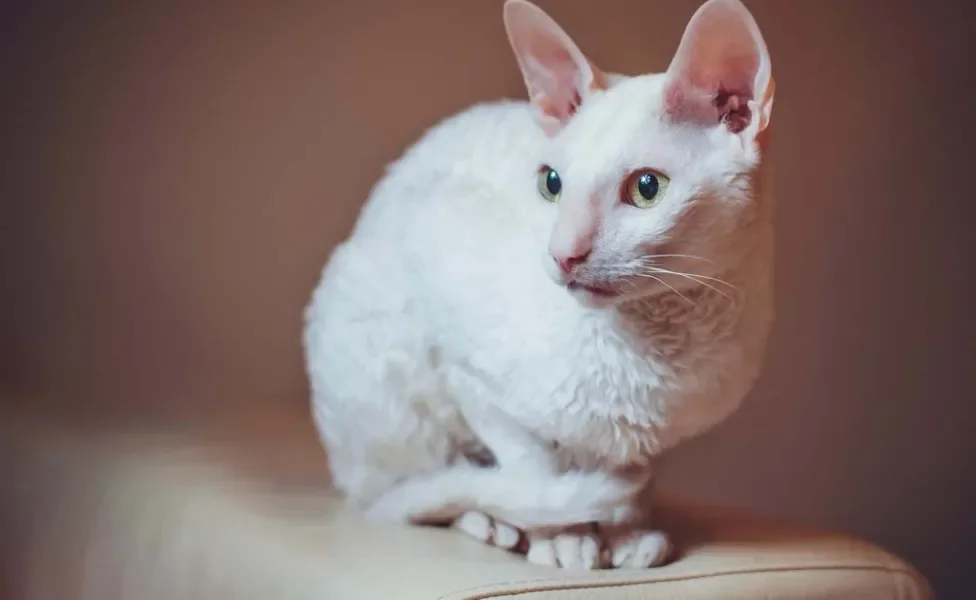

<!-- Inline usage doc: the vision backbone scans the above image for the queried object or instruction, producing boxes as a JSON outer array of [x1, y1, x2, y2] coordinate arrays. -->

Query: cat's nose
[[552, 250, 591, 275], [549, 230, 595, 275]]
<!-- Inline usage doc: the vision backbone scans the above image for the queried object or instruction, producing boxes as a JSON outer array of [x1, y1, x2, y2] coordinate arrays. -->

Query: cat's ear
[[663, 0, 774, 137], [504, 0, 610, 135]]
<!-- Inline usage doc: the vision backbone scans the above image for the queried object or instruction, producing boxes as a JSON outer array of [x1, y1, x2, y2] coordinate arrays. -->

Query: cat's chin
[[566, 282, 625, 309]]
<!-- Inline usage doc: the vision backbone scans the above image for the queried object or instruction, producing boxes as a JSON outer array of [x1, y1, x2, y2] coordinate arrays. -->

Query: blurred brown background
[[2, 0, 974, 596]]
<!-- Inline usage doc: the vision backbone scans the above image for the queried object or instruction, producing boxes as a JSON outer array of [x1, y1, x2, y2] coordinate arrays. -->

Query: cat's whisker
[[641, 267, 738, 291], [639, 273, 693, 305], [640, 253, 717, 265], [638, 268, 735, 301]]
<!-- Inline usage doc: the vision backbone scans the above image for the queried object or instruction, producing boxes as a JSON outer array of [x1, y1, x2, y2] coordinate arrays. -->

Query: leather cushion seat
[[2, 404, 933, 600]]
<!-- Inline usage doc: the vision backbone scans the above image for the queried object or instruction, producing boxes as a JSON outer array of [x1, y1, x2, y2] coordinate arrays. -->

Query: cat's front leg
[[520, 463, 671, 570], [445, 459, 668, 569]]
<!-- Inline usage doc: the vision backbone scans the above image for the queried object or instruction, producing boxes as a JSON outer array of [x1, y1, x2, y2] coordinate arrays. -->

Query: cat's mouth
[[566, 281, 619, 299], [567, 282, 616, 297]]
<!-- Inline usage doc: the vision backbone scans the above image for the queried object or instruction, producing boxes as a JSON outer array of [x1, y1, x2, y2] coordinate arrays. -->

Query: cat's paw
[[602, 526, 672, 569], [524, 525, 672, 570], [456, 511, 523, 551], [525, 525, 605, 570]]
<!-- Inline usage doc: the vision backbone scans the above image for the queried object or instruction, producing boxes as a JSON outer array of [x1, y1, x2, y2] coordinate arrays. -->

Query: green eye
[[537, 165, 562, 202], [624, 169, 670, 209]]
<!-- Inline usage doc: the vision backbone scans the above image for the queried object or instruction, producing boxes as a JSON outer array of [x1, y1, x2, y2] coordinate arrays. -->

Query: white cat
[[303, 0, 775, 570]]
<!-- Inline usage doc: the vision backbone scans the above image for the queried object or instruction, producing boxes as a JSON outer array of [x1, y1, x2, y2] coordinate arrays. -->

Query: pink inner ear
[[714, 88, 749, 133], [665, 51, 759, 133], [523, 43, 585, 121], [504, 0, 609, 133], [663, 0, 769, 133]]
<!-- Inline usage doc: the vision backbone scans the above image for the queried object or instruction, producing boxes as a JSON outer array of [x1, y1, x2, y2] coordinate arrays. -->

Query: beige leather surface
[[2, 404, 933, 600]]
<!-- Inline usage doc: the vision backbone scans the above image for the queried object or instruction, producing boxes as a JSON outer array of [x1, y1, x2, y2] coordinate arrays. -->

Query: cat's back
[[398, 100, 542, 178], [352, 99, 545, 240], [311, 98, 553, 343]]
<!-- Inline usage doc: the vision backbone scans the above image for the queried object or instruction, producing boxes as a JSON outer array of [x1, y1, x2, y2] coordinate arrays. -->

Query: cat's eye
[[537, 165, 562, 202], [623, 169, 670, 209]]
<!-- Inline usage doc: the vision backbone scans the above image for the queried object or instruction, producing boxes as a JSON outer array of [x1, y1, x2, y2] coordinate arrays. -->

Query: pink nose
[[553, 250, 591, 275]]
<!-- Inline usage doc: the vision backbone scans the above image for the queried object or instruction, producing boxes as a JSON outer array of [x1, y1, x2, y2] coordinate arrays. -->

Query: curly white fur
[[303, 0, 776, 569]]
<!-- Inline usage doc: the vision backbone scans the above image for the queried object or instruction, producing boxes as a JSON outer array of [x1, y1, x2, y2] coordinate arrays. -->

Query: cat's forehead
[[573, 75, 669, 140], [547, 74, 711, 178]]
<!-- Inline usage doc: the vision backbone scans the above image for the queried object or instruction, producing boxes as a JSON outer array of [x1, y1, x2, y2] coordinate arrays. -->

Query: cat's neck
[[607, 243, 771, 350], [615, 273, 744, 326]]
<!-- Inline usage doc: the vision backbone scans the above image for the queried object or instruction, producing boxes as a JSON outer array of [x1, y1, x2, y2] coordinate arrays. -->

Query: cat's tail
[[362, 465, 642, 530]]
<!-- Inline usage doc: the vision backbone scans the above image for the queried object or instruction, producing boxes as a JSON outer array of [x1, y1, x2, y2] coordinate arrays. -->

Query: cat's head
[[504, 0, 775, 308]]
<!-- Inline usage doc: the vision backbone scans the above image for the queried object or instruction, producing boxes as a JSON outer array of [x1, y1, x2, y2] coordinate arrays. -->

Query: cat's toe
[[554, 532, 603, 570], [527, 529, 604, 570], [609, 529, 671, 569], [457, 511, 492, 542], [456, 511, 522, 550], [526, 538, 558, 566], [493, 521, 521, 550]]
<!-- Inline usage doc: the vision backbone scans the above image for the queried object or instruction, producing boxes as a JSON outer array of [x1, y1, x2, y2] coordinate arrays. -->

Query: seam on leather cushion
[[435, 565, 931, 600]]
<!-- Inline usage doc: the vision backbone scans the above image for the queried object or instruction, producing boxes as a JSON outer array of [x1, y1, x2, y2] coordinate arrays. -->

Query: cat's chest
[[454, 289, 750, 467]]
